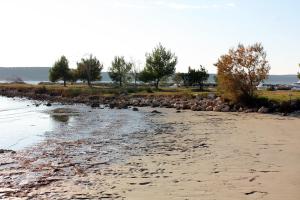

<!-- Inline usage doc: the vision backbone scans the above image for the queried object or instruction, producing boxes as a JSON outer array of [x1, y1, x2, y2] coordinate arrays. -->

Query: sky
[[0, 0, 299, 74]]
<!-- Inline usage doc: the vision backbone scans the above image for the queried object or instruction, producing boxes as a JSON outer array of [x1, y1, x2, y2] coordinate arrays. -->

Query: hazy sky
[[0, 0, 299, 74]]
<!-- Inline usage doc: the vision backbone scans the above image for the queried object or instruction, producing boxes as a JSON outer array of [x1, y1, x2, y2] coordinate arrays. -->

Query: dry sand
[[14, 109, 300, 199]]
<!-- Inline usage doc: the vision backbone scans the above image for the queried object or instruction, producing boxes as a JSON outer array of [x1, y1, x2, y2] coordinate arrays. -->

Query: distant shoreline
[[0, 67, 299, 85]]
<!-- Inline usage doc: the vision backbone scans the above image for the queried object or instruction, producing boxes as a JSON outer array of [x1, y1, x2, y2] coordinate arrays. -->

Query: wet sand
[[1, 108, 300, 199]]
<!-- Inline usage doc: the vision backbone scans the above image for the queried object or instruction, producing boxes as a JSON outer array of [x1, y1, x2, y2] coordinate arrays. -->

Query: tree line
[[49, 43, 210, 90], [50, 42, 273, 103]]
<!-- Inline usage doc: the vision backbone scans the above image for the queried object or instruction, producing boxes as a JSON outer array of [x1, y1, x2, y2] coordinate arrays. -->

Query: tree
[[69, 69, 79, 84], [172, 73, 183, 86], [187, 66, 209, 90], [49, 56, 70, 87], [215, 43, 270, 102], [109, 56, 132, 87], [140, 43, 177, 89], [130, 61, 141, 86], [77, 55, 103, 87]]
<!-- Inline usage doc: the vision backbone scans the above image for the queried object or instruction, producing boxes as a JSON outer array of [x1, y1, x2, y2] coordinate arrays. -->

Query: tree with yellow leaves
[[215, 43, 270, 102]]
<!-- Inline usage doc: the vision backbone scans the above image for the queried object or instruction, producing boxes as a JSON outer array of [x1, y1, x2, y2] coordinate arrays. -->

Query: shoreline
[[1, 84, 300, 115], [1, 108, 299, 199]]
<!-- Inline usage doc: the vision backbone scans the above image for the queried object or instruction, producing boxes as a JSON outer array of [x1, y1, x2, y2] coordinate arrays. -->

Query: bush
[[62, 88, 82, 97], [215, 43, 270, 103], [35, 86, 48, 94]]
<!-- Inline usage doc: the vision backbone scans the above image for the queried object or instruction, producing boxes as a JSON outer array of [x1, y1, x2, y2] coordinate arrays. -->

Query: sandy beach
[[8, 108, 295, 200]]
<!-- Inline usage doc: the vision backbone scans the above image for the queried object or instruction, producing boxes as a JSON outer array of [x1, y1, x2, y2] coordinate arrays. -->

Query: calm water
[[0, 96, 149, 151]]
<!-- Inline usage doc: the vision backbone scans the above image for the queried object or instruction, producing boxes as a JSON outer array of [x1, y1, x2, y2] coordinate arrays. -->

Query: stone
[[151, 110, 161, 114], [91, 102, 100, 108], [206, 106, 213, 111], [245, 109, 254, 113], [221, 105, 230, 112], [191, 105, 199, 111], [132, 107, 139, 111], [46, 102, 52, 107], [258, 106, 269, 113], [213, 105, 223, 112]]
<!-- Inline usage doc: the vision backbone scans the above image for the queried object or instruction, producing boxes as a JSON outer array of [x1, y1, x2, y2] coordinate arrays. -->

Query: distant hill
[[0, 67, 298, 85], [0, 67, 50, 81], [0, 67, 111, 82]]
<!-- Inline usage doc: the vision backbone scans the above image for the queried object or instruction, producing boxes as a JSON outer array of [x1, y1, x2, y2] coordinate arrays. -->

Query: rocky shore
[[1, 86, 300, 114]]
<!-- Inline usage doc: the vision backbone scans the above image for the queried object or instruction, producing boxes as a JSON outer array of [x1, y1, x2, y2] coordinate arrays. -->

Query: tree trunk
[[87, 78, 91, 87], [155, 79, 159, 89], [63, 79, 66, 87], [199, 81, 203, 91]]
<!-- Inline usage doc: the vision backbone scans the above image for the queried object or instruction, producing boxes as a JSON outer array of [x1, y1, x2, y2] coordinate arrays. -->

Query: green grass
[[257, 90, 300, 102], [0, 83, 217, 98]]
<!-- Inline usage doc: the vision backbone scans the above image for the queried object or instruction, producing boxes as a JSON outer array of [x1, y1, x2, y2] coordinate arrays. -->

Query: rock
[[258, 106, 269, 113], [245, 108, 254, 113], [151, 100, 160, 108], [46, 102, 52, 107], [213, 105, 223, 112], [91, 102, 100, 108], [176, 110, 181, 113], [151, 110, 161, 114], [181, 102, 190, 110], [191, 105, 199, 111], [132, 107, 139, 111], [221, 105, 230, 112], [118, 103, 128, 109], [0, 149, 16, 154], [89, 96, 99, 100], [207, 93, 216, 99], [206, 106, 213, 111]]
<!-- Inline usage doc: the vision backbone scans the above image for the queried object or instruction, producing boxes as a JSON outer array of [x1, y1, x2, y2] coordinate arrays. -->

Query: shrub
[[215, 43, 270, 103]]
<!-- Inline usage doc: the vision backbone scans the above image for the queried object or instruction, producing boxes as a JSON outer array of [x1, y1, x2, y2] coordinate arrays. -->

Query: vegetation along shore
[[1, 43, 300, 114]]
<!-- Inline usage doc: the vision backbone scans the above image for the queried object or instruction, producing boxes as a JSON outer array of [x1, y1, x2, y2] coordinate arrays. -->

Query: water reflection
[[51, 114, 70, 123], [0, 96, 149, 151], [50, 108, 79, 123]]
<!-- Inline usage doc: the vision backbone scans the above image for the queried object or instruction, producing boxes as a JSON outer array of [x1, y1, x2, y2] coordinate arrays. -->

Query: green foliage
[[77, 55, 103, 87], [140, 43, 177, 89], [187, 65, 209, 90], [69, 69, 79, 84], [109, 56, 132, 87], [49, 56, 70, 86]]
